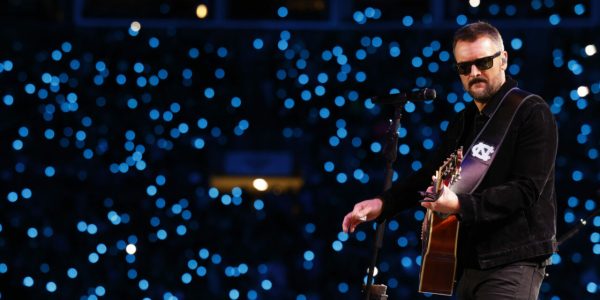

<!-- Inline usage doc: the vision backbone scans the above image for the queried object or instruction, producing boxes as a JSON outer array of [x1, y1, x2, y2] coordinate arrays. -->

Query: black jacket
[[379, 78, 558, 269]]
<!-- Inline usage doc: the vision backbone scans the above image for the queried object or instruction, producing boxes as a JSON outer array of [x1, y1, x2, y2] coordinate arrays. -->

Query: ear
[[500, 51, 508, 70]]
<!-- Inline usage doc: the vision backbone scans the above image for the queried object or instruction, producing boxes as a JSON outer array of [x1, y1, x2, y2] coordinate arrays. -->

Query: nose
[[469, 64, 481, 77]]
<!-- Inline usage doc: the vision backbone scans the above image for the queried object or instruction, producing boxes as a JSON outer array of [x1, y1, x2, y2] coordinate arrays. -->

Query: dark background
[[0, 0, 599, 299]]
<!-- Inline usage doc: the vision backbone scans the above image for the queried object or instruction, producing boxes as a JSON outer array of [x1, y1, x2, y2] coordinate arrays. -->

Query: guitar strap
[[450, 88, 534, 194]]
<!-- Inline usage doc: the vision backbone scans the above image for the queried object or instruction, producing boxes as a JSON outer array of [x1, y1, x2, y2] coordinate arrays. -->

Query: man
[[342, 21, 558, 299]]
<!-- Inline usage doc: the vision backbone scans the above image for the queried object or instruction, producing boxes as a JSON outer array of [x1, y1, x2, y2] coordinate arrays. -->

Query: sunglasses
[[455, 51, 502, 75]]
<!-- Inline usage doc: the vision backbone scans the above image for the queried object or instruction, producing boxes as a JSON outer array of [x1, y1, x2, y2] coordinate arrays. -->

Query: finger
[[344, 211, 364, 233], [440, 185, 450, 198], [344, 219, 357, 233], [342, 212, 353, 233], [348, 219, 359, 233]]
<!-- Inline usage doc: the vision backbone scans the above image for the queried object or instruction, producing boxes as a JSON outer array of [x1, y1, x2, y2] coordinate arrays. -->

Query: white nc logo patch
[[472, 142, 495, 161]]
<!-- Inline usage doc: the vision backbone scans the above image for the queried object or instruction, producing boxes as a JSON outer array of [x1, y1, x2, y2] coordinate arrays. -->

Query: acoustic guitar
[[418, 147, 463, 296]]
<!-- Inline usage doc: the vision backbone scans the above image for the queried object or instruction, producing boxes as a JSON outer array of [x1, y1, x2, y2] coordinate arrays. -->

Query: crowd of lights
[[1, 1, 599, 299]]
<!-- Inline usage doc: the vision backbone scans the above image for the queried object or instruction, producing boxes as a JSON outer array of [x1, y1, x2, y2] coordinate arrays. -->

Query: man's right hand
[[341, 198, 383, 233]]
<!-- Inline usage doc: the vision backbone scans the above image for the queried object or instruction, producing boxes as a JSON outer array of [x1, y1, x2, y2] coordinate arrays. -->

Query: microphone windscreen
[[420, 88, 436, 100]]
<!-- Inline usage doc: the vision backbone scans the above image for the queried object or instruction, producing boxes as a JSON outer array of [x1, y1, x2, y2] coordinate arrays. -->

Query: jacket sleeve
[[377, 112, 465, 221], [457, 99, 558, 224]]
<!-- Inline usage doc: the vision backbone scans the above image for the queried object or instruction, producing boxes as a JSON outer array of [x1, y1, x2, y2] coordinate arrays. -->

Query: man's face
[[454, 36, 507, 103]]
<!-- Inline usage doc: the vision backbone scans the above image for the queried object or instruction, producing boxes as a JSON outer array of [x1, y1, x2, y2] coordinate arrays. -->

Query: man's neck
[[475, 100, 487, 112]]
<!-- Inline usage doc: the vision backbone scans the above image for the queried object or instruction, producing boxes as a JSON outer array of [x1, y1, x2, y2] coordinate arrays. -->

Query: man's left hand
[[421, 185, 461, 214]]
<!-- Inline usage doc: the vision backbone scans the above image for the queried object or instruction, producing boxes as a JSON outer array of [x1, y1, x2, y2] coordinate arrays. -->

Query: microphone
[[371, 88, 436, 105]]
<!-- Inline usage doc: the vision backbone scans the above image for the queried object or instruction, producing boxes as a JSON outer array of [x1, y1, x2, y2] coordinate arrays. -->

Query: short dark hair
[[452, 21, 504, 53]]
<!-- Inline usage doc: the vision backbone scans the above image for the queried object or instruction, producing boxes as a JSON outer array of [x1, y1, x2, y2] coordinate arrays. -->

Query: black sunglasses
[[455, 51, 502, 75]]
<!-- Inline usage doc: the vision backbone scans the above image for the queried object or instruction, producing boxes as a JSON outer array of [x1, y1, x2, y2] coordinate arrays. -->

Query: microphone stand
[[556, 206, 600, 247], [363, 101, 405, 300]]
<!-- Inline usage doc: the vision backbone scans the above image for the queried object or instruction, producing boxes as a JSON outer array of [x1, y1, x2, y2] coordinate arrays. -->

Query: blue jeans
[[456, 261, 547, 300]]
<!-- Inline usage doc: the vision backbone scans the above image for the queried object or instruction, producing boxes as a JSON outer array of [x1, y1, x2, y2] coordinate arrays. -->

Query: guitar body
[[418, 148, 463, 296], [419, 210, 459, 295]]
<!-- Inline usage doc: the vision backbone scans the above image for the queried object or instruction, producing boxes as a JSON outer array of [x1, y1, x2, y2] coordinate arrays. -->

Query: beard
[[466, 77, 501, 103]]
